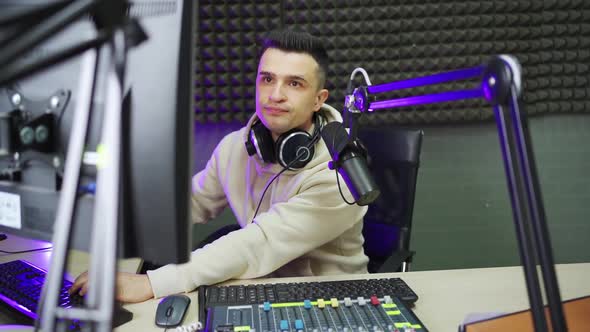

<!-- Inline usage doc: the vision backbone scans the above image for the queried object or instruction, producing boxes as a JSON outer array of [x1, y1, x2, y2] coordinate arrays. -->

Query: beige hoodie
[[147, 104, 369, 298]]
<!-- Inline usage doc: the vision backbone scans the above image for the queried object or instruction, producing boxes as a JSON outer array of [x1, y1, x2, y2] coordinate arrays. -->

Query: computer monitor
[[0, 0, 194, 264]]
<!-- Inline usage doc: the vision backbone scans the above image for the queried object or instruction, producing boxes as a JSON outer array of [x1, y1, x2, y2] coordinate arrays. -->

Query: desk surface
[[1, 236, 589, 332], [123, 262, 590, 332]]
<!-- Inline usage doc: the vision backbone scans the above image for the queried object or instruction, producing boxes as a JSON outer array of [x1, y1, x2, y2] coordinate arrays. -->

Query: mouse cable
[[174, 321, 202, 332]]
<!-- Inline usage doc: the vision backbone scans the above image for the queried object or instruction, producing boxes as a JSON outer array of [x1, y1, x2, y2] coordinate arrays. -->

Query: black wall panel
[[194, 1, 590, 124]]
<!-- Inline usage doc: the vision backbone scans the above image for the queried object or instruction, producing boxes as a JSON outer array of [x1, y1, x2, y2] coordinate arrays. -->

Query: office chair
[[140, 223, 241, 273], [194, 223, 241, 250], [357, 127, 423, 273]]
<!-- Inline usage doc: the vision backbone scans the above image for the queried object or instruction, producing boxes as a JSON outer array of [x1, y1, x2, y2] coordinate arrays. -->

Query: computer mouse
[[155, 294, 191, 327]]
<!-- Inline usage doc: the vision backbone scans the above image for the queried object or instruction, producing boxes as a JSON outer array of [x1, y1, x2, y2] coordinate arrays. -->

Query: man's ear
[[314, 89, 329, 111]]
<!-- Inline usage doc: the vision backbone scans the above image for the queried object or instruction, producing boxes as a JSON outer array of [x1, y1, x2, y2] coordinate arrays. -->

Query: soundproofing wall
[[195, 1, 590, 124]]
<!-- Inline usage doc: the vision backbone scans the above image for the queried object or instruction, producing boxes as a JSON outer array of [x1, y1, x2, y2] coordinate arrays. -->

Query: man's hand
[[69, 271, 155, 303]]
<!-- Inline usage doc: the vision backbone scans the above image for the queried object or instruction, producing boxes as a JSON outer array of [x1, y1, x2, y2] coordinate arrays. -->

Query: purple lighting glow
[[367, 66, 484, 94], [369, 89, 484, 109]]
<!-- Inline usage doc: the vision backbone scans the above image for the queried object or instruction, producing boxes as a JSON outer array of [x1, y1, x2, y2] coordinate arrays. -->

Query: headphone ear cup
[[246, 121, 276, 163], [275, 129, 315, 169]]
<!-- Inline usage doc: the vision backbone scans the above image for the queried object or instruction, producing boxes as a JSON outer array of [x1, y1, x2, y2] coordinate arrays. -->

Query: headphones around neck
[[245, 112, 324, 170]]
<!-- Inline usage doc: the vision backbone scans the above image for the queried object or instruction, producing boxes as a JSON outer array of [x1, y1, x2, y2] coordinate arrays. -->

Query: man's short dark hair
[[258, 29, 329, 89]]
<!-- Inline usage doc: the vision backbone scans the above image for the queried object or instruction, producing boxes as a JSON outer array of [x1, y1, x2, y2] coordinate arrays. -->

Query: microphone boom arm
[[345, 55, 565, 332]]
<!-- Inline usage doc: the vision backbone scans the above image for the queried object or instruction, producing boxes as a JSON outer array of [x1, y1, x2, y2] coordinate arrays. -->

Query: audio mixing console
[[205, 295, 426, 332]]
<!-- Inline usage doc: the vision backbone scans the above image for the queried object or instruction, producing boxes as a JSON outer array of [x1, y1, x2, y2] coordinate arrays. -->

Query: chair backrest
[[357, 127, 423, 273]]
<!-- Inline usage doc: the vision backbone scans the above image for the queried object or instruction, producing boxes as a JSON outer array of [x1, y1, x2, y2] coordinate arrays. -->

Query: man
[[70, 29, 369, 303]]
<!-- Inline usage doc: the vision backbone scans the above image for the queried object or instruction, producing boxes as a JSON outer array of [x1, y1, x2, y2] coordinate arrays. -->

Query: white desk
[[119, 263, 590, 332], [1, 237, 589, 331]]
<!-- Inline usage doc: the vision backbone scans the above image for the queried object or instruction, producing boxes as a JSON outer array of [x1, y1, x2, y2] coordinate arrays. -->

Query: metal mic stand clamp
[[344, 55, 566, 332]]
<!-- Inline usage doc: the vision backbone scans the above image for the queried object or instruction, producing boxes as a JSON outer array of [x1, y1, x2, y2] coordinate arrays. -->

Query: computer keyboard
[[204, 277, 419, 308], [0, 259, 132, 328]]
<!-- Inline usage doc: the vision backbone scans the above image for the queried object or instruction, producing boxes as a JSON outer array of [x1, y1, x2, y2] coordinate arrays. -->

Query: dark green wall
[[410, 114, 590, 271], [192, 114, 590, 271]]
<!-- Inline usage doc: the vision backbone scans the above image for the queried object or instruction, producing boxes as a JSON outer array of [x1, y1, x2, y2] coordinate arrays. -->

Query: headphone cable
[[250, 115, 325, 222], [251, 142, 311, 221]]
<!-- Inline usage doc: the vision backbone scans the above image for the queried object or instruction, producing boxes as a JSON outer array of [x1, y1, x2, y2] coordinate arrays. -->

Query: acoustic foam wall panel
[[194, 1, 590, 124], [196, 2, 281, 123]]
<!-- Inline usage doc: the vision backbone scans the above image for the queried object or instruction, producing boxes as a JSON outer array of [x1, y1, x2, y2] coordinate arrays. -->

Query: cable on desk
[[175, 321, 202, 332], [0, 246, 53, 254]]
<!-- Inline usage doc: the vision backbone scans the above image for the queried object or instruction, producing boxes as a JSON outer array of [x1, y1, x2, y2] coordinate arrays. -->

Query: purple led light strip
[[367, 66, 484, 94], [369, 88, 483, 109]]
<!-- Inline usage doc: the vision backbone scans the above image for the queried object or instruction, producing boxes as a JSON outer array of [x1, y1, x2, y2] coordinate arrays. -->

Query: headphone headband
[[308, 111, 324, 146]]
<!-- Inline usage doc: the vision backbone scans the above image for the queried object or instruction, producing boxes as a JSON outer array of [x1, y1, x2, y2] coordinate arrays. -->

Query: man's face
[[255, 48, 328, 140]]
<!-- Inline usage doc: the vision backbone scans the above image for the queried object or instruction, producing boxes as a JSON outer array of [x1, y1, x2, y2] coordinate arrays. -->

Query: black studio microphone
[[321, 121, 380, 206]]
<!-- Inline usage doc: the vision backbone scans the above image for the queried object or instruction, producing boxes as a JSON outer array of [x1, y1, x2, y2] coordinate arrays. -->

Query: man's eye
[[290, 81, 300, 87], [262, 76, 272, 83]]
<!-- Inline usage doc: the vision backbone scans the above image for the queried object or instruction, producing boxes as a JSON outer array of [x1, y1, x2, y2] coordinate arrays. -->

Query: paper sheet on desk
[[458, 312, 507, 332]]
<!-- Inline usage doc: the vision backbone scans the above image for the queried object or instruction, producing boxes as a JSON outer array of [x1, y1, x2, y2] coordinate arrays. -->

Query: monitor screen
[[0, 0, 194, 264]]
